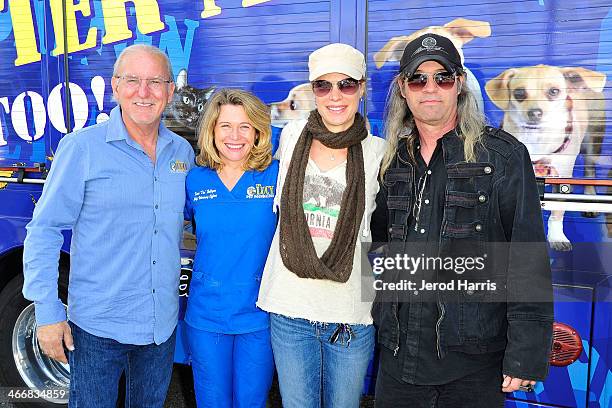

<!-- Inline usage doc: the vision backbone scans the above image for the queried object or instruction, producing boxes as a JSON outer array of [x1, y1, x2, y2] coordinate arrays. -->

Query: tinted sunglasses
[[405, 72, 457, 91], [311, 78, 361, 97]]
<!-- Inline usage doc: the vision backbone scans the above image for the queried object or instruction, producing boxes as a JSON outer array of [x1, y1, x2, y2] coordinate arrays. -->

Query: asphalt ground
[[0, 364, 375, 407], [165, 364, 376, 408]]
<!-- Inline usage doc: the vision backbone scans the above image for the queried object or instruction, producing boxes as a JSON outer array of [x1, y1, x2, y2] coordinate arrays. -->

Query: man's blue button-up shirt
[[23, 106, 195, 345]]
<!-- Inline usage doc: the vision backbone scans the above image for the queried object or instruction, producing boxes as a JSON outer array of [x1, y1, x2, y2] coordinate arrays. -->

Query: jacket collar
[[397, 128, 412, 165], [439, 128, 466, 164], [396, 127, 465, 166]]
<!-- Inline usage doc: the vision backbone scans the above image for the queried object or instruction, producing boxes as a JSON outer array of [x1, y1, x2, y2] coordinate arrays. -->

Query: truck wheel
[[0, 272, 70, 407]]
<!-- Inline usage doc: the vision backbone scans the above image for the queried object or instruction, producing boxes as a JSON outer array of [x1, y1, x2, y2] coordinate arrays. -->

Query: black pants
[[374, 361, 506, 408]]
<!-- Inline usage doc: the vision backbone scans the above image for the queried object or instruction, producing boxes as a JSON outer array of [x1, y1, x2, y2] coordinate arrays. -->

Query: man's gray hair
[[379, 73, 487, 177], [113, 44, 174, 80]]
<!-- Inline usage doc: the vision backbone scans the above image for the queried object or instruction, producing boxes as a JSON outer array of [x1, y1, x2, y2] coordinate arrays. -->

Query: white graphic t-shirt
[[303, 158, 346, 251]]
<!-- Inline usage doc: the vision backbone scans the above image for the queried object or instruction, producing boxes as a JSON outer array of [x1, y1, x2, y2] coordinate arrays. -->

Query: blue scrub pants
[[186, 324, 274, 408]]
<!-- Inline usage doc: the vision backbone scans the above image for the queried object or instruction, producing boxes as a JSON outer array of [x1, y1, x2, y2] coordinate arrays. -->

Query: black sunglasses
[[405, 72, 457, 91], [311, 78, 361, 97]]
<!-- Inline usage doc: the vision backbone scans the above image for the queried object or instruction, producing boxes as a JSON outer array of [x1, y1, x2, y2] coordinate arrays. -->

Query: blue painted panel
[[366, 0, 612, 184], [589, 278, 612, 407], [523, 287, 593, 407], [366, 1, 611, 407], [506, 399, 561, 407], [0, 0, 55, 166]]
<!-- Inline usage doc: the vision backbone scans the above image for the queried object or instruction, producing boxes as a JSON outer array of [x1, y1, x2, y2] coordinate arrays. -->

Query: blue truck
[[0, 1, 610, 407]]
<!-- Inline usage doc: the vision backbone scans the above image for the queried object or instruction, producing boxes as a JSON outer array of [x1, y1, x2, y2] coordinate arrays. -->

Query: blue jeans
[[270, 313, 375, 408], [186, 324, 274, 408], [68, 322, 176, 408]]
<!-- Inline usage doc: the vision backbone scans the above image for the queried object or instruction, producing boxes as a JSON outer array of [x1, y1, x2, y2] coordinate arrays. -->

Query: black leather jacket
[[371, 127, 554, 381]]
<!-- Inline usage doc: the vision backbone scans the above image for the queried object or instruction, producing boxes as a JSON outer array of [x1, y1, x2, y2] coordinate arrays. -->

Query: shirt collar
[[105, 106, 129, 142], [105, 105, 173, 152], [414, 137, 443, 165], [438, 128, 463, 157]]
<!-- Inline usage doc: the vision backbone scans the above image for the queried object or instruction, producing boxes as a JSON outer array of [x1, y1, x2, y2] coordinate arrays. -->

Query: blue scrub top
[[184, 160, 279, 334]]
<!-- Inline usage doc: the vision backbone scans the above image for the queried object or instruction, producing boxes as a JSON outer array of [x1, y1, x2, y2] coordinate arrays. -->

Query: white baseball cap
[[308, 43, 366, 81]]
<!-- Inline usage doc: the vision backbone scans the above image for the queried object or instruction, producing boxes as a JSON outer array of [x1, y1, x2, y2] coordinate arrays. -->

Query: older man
[[371, 34, 553, 407], [23, 45, 194, 407]]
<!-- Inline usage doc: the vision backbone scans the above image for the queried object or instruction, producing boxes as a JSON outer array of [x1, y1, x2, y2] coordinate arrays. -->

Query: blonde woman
[[257, 44, 386, 407], [184, 89, 277, 407]]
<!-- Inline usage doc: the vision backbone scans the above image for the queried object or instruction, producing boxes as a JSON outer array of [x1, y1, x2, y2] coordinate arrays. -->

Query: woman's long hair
[[379, 73, 487, 177]]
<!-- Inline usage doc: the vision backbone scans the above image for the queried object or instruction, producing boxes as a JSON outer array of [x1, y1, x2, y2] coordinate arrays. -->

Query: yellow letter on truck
[[3, 0, 41, 66], [50, 0, 98, 56], [101, 0, 165, 44]]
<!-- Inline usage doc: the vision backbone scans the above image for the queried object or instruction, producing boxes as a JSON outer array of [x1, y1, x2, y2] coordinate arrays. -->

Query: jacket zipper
[[435, 302, 445, 359], [393, 295, 401, 357]]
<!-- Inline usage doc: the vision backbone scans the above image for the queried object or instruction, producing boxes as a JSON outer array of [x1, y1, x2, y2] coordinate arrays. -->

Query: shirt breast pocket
[[443, 162, 494, 237], [87, 175, 142, 210], [161, 174, 187, 212], [446, 162, 494, 193]]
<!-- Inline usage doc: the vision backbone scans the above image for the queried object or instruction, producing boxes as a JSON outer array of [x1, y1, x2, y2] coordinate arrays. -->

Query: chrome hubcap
[[12, 303, 69, 404]]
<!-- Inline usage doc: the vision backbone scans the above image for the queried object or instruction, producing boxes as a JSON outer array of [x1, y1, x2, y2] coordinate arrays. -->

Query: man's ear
[[111, 76, 119, 98], [457, 77, 463, 94]]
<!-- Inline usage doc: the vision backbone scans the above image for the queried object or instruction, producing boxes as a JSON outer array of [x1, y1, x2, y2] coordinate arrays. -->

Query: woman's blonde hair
[[379, 73, 486, 177], [196, 89, 272, 171]]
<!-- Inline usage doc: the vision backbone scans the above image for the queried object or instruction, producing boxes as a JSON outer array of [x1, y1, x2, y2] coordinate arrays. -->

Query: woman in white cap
[[257, 43, 386, 407]]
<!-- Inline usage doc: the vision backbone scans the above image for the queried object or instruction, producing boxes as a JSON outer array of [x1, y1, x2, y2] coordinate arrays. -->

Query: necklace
[[413, 170, 429, 232]]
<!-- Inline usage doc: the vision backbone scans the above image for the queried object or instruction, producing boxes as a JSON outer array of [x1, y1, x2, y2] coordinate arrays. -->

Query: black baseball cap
[[399, 34, 464, 77]]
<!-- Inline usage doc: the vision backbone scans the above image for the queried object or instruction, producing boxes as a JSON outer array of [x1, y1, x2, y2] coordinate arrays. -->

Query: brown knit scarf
[[279, 110, 367, 283]]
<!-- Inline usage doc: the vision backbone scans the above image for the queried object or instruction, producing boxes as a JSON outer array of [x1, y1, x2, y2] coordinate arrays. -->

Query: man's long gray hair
[[379, 73, 487, 177]]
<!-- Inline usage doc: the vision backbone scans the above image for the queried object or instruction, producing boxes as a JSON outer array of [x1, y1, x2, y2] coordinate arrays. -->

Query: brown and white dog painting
[[270, 83, 316, 128], [485, 64, 607, 250], [373, 18, 492, 111]]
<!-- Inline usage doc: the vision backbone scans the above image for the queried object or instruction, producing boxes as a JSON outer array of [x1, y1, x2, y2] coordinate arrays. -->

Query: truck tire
[[0, 272, 69, 407]]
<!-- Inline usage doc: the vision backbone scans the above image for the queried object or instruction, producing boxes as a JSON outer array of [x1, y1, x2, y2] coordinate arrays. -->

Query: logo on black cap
[[411, 36, 446, 58], [422, 37, 437, 48]]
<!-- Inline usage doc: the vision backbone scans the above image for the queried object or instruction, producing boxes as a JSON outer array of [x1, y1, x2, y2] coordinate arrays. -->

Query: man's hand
[[36, 321, 74, 364], [502, 374, 536, 393]]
